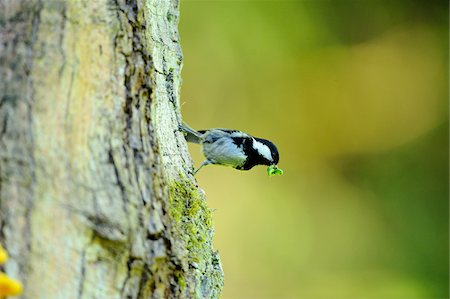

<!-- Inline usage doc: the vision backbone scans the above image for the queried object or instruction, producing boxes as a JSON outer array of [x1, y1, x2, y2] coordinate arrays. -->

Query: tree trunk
[[0, 1, 223, 298]]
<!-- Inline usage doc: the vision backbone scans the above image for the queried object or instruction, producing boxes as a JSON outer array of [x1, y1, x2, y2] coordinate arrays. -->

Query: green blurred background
[[178, 1, 449, 298]]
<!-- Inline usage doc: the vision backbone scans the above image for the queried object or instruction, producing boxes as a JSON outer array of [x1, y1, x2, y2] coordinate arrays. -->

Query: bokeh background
[[178, 1, 449, 298]]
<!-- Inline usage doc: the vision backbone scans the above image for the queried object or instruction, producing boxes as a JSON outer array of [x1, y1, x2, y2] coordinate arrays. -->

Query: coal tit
[[180, 123, 281, 175]]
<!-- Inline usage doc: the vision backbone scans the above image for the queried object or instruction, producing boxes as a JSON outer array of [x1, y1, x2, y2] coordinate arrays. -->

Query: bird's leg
[[194, 160, 212, 175]]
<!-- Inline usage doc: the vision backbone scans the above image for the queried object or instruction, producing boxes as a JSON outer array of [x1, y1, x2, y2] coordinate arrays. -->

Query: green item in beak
[[267, 165, 283, 176]]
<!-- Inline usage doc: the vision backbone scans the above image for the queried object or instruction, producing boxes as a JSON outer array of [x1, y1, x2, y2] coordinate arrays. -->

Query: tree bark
[[0, 1, 223, 298]]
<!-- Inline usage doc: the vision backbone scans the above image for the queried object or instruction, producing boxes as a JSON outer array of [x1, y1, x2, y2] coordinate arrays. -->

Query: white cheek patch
[[252, 139, 272, 162]]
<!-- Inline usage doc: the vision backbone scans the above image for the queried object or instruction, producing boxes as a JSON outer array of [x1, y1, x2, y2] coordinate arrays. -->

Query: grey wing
[[202, 131, 247, 168]]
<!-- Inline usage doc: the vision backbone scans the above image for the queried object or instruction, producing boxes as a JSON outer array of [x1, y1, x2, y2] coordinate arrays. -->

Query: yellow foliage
[[0, 245, 23, 298], [0, 274, 22, 297], [0, 247, 7, 264]]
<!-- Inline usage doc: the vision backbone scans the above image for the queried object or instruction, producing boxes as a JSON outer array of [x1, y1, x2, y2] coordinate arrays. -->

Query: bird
[[180, 123, 282, 175]]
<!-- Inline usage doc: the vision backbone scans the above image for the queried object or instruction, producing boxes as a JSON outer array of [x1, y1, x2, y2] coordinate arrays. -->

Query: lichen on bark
[[0, 0, 224, 298]]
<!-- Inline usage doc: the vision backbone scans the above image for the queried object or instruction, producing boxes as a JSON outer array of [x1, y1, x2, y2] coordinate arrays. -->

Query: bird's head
[[252, 138, 283, 176]]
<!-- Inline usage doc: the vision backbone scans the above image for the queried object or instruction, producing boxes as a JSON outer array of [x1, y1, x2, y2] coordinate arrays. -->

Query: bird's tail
[[179, 122, 202, 144]]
